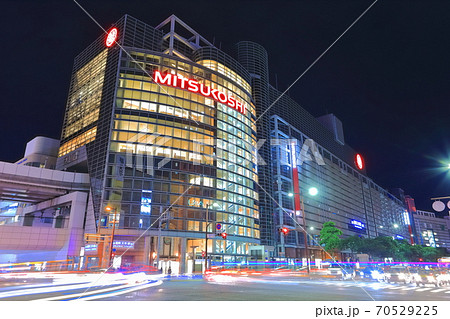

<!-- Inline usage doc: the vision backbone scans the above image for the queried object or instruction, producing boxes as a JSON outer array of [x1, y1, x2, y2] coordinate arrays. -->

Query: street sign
[[216, 223, 222, 230]]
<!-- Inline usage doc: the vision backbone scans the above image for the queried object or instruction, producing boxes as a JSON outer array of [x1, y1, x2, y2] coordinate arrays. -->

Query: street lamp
[[394, 224, 399, 229], [308, 187, 318, 196]]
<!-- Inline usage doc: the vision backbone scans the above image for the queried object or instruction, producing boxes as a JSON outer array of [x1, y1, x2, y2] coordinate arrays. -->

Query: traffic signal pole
[[290, 141, 310, 274], [107, 207, 118, 268]]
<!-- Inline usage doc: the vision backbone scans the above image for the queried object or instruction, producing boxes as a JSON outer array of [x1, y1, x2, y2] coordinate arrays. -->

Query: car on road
[[358, 266, 384, 281], [413, 268, 450, 287], [383, 266, 412, 284], [326, 263, 355, 280], [435, 269, 450, 286]]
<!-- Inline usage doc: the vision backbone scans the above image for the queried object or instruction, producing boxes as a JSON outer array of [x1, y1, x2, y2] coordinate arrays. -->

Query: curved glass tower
[[58, 15, 259, 273]]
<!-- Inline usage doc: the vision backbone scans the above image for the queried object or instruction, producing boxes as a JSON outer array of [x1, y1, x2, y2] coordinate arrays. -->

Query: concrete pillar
[[143, 235, 151, 265], [67, 192, 88, 256], [179, 237, 187, 274]]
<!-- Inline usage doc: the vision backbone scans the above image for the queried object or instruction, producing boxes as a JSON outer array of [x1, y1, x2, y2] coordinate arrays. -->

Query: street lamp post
[[301, 195, 310, 274], [303, 188, 318, 273], [290, 190, 313, 273]]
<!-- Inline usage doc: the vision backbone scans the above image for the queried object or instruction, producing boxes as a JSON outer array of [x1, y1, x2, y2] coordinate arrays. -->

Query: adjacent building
[[236, 41, 410, 261], [0, 137, 91, 264], [412, 210, 450, 251], [15, 136, 60, 169]]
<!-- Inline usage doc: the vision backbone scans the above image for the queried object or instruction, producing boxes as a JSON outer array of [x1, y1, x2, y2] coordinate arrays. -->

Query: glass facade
[[102, 49, 259, 264], [59, 50, 107, 156], [271, 115, 409, 259], [58, 15, 261, 270]]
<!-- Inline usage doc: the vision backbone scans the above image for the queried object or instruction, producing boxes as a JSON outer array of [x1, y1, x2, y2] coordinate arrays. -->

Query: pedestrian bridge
[[0, 161, 90, 203]]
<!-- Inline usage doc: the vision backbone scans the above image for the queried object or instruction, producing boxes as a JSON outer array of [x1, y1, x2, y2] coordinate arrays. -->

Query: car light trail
[[34, 280, 163, 301], [0, 272, 163, 300]]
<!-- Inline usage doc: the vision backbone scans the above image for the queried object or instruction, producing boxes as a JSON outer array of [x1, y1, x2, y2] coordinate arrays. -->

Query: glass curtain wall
[[105, 50, 260, 261]]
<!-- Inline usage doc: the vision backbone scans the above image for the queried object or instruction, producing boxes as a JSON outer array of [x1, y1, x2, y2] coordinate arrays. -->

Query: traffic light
[[279, 227, 289, 235], [216, 232, 228, 240]]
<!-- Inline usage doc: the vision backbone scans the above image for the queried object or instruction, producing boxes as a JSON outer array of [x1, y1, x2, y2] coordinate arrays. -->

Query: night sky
[[1, 1, 449, 211]]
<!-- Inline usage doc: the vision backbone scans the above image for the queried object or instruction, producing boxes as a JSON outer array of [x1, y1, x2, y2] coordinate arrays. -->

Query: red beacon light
[[355, 154, 364, 170], [279, 227, 290, 235], [220, 232, 228, 240], [105, 27, 118, 47]]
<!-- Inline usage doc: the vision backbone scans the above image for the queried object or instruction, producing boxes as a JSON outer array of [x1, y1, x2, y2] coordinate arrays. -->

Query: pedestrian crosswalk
[[304, 279, 450, 294], [430, 289, 446, 293], [222, 276, 450, 296], [415, 287, 432, 292]]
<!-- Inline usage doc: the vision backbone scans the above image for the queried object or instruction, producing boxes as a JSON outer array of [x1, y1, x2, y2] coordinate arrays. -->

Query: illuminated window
[[59, 126, 97, 156]]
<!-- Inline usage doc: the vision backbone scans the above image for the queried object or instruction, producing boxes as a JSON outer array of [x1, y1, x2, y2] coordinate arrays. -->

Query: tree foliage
[[338, 234, 447, 262], [319, 221, 343, 253]]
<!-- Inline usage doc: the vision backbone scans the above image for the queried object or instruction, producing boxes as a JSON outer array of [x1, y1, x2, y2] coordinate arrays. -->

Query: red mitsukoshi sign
[[153, 70, 246, 114], [355, 153, 364, 170], [105, 28, 118, 47]]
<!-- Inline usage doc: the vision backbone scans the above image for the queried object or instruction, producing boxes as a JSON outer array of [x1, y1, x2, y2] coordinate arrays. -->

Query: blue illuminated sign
[[113, 241, 135, 249], [350, 219, 366, 229], [140, 190, 152, 215], [85, 244, 98, 252]]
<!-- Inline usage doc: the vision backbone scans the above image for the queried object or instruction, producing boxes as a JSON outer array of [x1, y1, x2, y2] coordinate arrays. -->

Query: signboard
[[355, 154, 364, 170], [113, 241, 135, 249], [105, 28, 118, 47], [348, 219, 367, 234], [63, 150, 79, 165], [140, 190, 152, 215], [85, 244, 98, 252], [115, 155, 126, 181], [188, 197, 210, 208], [154, 70, 246, 114], [350, 219, 365, 229]]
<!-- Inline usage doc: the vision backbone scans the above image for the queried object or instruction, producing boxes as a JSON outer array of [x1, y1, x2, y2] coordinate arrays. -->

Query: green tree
[[422, 246, 440, 262], [395, 240, 412, 261], [339, 235, 448, 262], [339, 235, 365, 253], [364, 236, 398, 259], [319, 221, 343, 255]]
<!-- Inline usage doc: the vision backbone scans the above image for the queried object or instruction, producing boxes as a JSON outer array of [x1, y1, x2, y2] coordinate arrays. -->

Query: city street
[[1, 273, 450, 301], [2, 4, 450, 317]]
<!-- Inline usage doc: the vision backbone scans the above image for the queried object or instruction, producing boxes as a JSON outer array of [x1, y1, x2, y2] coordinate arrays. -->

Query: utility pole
[[300, 195, 310, 274], [105, 206, 118, 268]]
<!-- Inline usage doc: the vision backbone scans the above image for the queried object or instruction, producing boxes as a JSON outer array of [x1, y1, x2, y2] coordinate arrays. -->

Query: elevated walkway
[[0, 161, 89, 203]]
